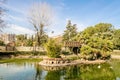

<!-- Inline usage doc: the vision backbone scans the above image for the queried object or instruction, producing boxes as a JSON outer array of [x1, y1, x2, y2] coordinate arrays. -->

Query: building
[[0, 34, 16, 44]]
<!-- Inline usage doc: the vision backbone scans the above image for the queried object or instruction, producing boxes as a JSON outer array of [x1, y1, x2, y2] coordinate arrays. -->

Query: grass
[[0, 58, 42, 63]]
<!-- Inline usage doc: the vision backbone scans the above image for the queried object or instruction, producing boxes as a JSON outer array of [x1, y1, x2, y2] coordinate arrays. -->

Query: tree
[[44, 39, 61, 58], [95, 23, 113, 33], [78, 23, 114, 60], [28, 2, 53, 46], [26, 39, 33, 46], [0, 40, 4, 45], [16, 34, 26, 46], [16, 34, 26, 42], [113, 29, 120, 49], [0, 0, 6, 32], [63, 20, 77, 41]]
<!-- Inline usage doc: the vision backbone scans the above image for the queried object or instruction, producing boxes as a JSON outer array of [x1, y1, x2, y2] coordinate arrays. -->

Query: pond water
[[0, 59, 120, 80]]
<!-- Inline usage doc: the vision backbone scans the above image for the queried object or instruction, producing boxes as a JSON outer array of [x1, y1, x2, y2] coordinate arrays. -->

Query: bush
[[61, 51, 70, 55], [80, 45, 93, 60], [0, 40, 5, 46], [44, 39, 61, 58], [68, 56, 79, 61], [80, 45, 102, 60], [80, 45, 92, 55]]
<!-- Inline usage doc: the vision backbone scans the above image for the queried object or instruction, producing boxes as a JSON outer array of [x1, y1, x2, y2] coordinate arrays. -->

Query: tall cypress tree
[[63, 20, 77, 41]]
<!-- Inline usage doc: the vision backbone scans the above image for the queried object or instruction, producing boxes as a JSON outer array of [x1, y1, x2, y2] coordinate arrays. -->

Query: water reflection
[[45, 70, 61, 80], [35, 64, 42, 80], [39, 64, 115, 80], [64, 64, 115, 80], [0, 60, 120, 80]]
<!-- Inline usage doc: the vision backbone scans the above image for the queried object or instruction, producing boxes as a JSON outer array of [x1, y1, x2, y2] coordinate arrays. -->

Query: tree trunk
[[37, 24, 44, 46], [37, 32, 40, 46]]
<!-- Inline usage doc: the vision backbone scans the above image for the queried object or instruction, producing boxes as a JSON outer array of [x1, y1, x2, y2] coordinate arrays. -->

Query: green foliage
[[35, 32, 49, 46], [45, 71, 61, 80], [65, 66, 80, 79], [68, 56, 79, 61], [88, 37, 113, 52], [77, 23, 114, 60], [95, 23, 113, 33], [64, 64, 115, 80], [113, 29, 120, 49], [16, 34, 28, 46], [40, 33, 48, 45], [61, 51, 70, 55], [110, 59, 120, 77], [44, 39, 61, 58], [15, 34, 47, 47], [0, 40, 5, 46], [63, 20, 77, 41], [26, 39, 33, 46], [83, 26, 96, 36], [16, 34, 26, 41], [81, 45, 93, 55], [80, 45, 97, 60]]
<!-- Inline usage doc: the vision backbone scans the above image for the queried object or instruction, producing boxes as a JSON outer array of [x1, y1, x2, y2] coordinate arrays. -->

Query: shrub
[[80, 45, 92, 55], [61, 51, 70, 55], [80, 45, 102, 60], [0, 40, 5, 46], [80, 45, 93, 60], [68, 56, 79, 61], [44, 39, 61, 58]]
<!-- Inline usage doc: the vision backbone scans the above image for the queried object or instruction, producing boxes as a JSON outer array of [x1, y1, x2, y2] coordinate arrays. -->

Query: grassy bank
[[0, 58, 42, 63], [0, 51, 46, 60]]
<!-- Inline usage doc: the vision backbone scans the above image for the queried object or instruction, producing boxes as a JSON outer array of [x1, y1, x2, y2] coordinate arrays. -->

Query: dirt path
[[111, 55, 120, 59]]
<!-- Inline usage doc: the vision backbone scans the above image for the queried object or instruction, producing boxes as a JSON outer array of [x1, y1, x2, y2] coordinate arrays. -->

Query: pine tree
[[63, 20, 77, 41]]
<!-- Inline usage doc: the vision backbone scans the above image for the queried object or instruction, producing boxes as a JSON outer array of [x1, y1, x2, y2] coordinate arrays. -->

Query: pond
[[0, 59, 120, 80]]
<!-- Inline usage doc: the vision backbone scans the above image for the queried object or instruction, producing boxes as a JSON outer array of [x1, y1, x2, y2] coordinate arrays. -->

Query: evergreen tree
[[78, 23, 114, 60], [63, 20, 77, 41]]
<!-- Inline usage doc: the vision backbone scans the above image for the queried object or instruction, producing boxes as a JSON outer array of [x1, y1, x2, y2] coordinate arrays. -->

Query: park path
[[111, 55, 120, 59]]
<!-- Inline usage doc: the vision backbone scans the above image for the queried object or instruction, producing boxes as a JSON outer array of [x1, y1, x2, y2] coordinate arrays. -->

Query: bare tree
[[0, 0, 6, 32], [28, 2, 54, 46]]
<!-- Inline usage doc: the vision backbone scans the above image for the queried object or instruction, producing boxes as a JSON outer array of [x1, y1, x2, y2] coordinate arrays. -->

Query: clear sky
[[1, 0, 120, 36]]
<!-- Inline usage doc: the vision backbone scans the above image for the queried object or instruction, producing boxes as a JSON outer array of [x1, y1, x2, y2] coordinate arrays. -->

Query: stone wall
[[43, 58, 70, 64]]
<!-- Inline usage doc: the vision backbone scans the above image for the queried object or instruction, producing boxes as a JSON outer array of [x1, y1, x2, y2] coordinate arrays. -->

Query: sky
[[1, 0, 120, 36]]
